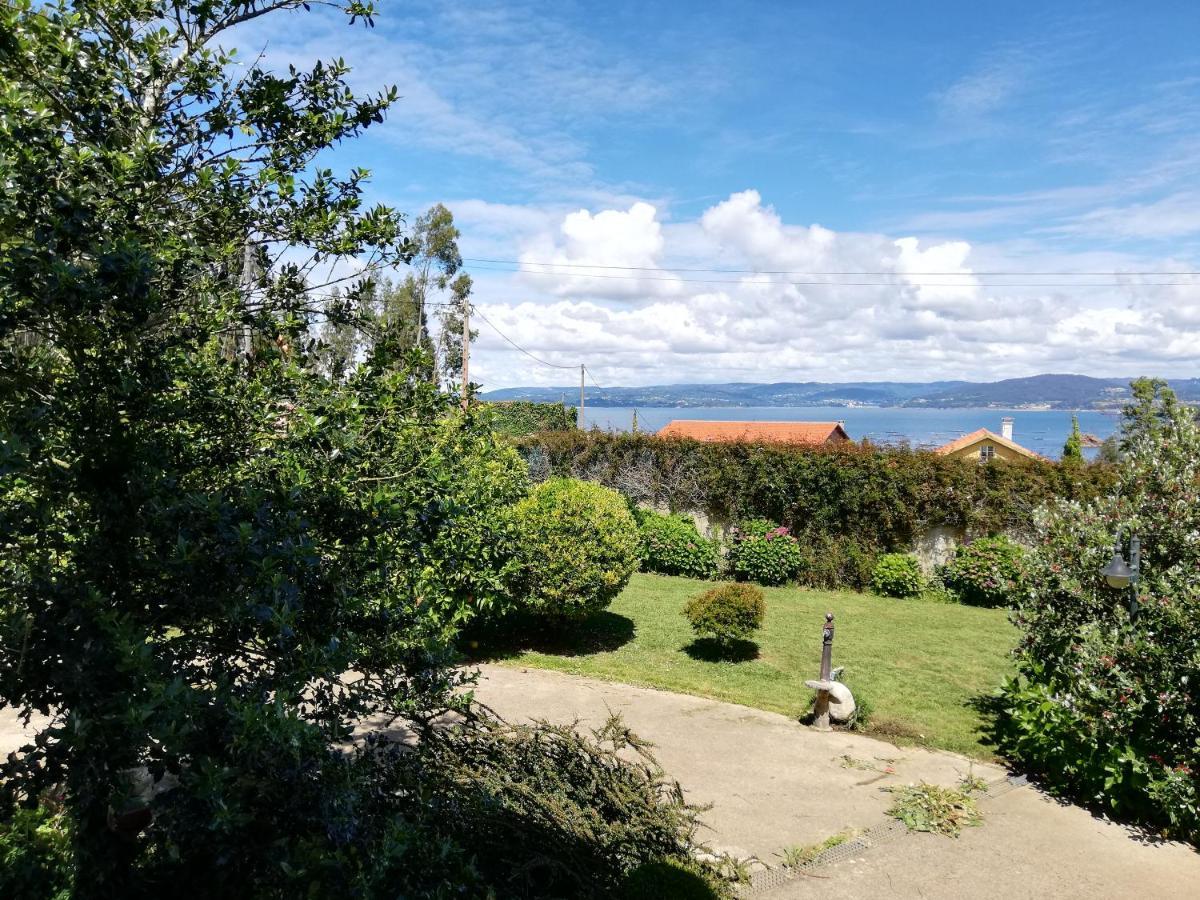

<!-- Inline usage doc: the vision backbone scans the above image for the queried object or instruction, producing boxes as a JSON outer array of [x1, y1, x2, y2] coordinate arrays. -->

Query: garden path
[[4, 669, 1196, 898], [474, 664, 1199, 900]]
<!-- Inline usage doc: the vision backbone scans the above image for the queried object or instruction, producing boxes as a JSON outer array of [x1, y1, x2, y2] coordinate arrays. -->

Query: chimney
[[1001, 417, 1014, 441]]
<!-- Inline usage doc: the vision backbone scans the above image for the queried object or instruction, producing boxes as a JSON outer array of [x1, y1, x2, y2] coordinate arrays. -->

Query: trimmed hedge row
[[515, 431, 1115, 550], [485, 401, 577, 437]]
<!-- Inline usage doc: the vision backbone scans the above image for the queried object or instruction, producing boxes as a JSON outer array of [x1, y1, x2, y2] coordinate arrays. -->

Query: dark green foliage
[[517, 431, 1114, 554], [792, 529, 880, 590], [0, 2, 710, 894], [726, 519, 805, 585], [995, 379, 1200, 843], [939, 535, 1027, 607], [488, 401, 578, 437], [0, 799, 72, 900], [684, 584, 766, 646], [620, 858, 729, 899], [636, 510, 721, 579], [385, 714, 729, 900], [870, 553, 925, 598], [507, 478, 641, 620]]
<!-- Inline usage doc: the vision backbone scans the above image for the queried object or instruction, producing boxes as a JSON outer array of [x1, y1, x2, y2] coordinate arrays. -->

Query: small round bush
[[507, 478, 640, 620], [870, 553, 925, 598], [684, 583, 766, 646], [637, 510, 721, 579], [939, 535, 1027, 608], [726, 519, 804, 586]]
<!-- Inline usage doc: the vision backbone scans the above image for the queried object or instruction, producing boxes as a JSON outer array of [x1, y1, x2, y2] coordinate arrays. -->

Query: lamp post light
[[1100, 532, 1141, 621]]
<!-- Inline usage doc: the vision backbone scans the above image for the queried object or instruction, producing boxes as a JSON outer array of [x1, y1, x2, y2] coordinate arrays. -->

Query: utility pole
[[461, 303, 470, 410], [579, 363, 586, 429]]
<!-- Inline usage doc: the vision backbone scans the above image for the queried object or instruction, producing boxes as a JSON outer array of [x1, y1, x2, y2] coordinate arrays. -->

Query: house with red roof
[[656, 420, 851, 446]]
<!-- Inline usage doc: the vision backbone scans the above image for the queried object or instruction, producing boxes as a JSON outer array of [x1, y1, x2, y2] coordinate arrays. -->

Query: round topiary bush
[[637, 510, 721, 579], [683, 583, 766, 647], [869, 553, 924, 598], [726, 519, 804, 586], [506, 478, 640, 620], [939, 535, 1027, 607]]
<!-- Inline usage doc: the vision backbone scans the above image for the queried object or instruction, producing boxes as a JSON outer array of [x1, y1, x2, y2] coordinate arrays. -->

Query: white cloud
[[462, 190, 1200, 388]]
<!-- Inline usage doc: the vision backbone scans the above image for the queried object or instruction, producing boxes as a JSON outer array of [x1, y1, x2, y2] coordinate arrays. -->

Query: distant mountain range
[[482, 374, 1200, 410]]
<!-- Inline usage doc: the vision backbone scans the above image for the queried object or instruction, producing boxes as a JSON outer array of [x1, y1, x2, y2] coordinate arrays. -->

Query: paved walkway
[[5, 669, 1197, 898], [473, 665, 1200, 899]]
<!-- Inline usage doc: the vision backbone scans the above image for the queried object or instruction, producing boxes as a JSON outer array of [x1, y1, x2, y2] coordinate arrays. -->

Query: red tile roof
[[933, 428, 1044, 460], [656, 420, 851, 445]]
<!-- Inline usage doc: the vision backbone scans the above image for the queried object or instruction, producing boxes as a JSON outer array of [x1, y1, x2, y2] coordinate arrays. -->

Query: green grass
[[482, 573, 1017, 759]]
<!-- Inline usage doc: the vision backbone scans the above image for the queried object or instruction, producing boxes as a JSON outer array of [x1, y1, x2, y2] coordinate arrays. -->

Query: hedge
[[514, 431, 1115, 551], [485, 401, 577, 437]]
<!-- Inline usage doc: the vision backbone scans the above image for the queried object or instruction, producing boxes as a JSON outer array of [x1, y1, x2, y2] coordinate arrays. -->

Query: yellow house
[[934, 418, 1045, 462]]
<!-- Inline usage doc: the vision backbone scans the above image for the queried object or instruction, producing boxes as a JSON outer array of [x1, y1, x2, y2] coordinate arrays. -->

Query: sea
[[578, 406, 1121, 460]]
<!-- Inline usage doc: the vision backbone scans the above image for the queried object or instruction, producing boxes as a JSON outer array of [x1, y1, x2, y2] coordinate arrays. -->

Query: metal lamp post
[[1100, 533, 1140, 621]]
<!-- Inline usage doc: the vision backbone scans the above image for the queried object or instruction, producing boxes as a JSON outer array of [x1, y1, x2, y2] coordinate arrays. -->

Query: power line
[[470, 305, 579, 370], [465, 263, 1200, 288], [464, 256, 1200, 278]]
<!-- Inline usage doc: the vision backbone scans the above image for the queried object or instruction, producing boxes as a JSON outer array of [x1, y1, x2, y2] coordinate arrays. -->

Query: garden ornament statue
[[805, 612, 855, 730]]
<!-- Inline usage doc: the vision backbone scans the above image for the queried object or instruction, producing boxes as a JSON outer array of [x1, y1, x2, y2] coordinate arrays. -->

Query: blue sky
[[246, 1, 1200, 387]]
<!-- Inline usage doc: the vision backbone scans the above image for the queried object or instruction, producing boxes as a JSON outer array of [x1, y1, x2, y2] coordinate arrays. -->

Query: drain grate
[[742, 774, 1028, 895]]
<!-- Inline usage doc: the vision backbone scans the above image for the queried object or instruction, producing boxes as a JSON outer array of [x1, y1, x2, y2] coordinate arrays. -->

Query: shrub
[[793, 529, 880, 590], [726, 519, 804, 585], [516, 430, 1116, 551], [0, 800, 73, 900], [366, 714, 730, 899], [507, 478, 640, 620], [995, 379, 1200, 843], [620, 858, 730, 900], [637, 510, 721, 579], [486, 400, 577, 437], [869, 553, 925, 598], [939, 535, 1027, 607], [684, 583, 766, 646]]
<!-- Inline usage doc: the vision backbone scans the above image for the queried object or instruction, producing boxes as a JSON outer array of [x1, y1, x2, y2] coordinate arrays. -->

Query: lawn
[[480, 573, 1018, 759]]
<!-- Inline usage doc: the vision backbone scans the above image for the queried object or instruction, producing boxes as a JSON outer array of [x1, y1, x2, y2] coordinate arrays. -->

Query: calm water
[[580, 406, 1120, 459]]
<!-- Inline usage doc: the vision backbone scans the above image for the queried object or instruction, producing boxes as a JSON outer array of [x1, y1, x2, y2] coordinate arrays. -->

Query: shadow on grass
[[682, 637, 759, 663], [966, 690, 1008, 754], [462, 610, 637, 662]]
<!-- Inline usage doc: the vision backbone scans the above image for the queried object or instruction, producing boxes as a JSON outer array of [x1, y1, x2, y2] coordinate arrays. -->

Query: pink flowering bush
[[727, 518, 805, 585], [996, 380, 1200, 842]]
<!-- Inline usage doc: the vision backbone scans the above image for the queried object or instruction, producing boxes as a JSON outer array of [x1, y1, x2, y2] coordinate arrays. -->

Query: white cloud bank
[[463, 190, 1200, 388]]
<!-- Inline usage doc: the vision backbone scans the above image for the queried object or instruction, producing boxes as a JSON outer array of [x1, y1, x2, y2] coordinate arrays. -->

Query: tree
[[0, 0, 510, 891], [997, 379, 1200, 841], [436, 271, 476, 391], [1061, 414, 1084, 463], [314, 206, 471, 386], [0, 5, 722, 896], [386, 204, 462, 382]]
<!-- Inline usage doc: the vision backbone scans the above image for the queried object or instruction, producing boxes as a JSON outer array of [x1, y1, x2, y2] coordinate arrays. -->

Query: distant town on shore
[[483, 373, 1200, 410]]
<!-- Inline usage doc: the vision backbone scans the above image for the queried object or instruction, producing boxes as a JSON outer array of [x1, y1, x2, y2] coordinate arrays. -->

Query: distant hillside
[[482, 374, 1200, 410], [484, 380, 971, 408], [912, 374, 1200, 409]]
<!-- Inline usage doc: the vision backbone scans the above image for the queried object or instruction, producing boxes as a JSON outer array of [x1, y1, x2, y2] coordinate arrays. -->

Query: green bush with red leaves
[[726, 519, 805, 586], [996, 380, 1200, 843]]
